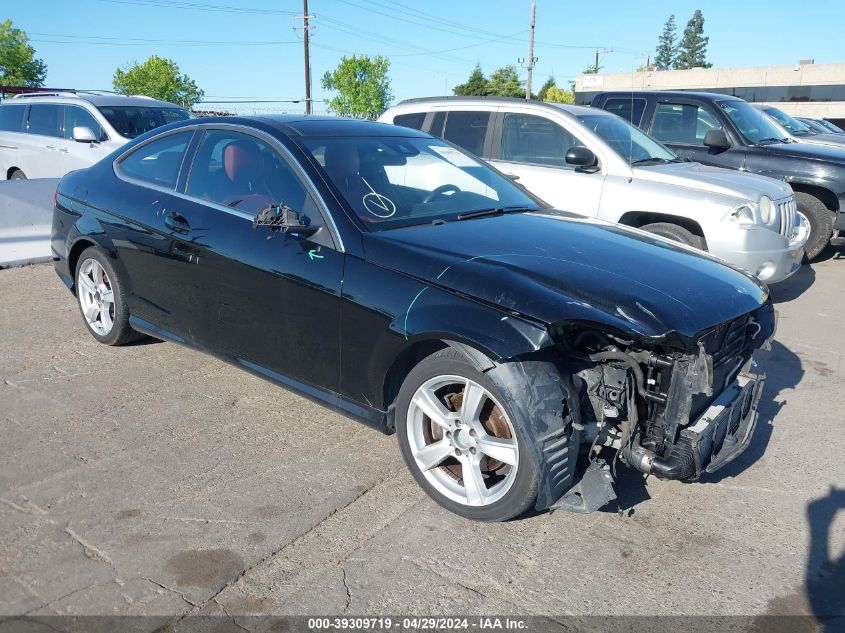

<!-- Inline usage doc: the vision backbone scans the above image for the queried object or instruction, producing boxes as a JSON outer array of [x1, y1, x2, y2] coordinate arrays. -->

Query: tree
[[674, 10, 712, 70], [0, 20, 47, 87], [453, 64, 489, 96], [321, 54, 392, 119], [654, 15, 677, 70], [113, 55, 204, 107], [486, 65, 523, 98], [536, 76, 556, 101], [543, 85, 574, 104], [583, 60, 603, 75]]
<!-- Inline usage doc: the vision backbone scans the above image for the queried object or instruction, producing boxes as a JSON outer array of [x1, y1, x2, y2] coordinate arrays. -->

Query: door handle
[[164, 212, 191, 233], [46, 145, 58, 151]]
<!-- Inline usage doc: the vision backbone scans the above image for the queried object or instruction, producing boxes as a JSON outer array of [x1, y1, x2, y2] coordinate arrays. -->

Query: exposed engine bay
[[550, 301, 776, 499]]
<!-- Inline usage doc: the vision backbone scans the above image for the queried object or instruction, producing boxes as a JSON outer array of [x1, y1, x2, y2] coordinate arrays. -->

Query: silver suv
[[380, 97, 809, 284], [0, 91, 191, 180]]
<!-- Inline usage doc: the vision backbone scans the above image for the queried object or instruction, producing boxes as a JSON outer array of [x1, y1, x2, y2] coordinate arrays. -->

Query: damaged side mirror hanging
[[252, 203, 319, 238]]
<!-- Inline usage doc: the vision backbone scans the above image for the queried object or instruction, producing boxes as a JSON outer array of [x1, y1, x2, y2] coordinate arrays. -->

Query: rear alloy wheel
[[75, 246, 142, 346], [396, 349, 539, 521], [794, 192, 834, 261], [9, 169, 26, 180], [641, 222, 706, 250]]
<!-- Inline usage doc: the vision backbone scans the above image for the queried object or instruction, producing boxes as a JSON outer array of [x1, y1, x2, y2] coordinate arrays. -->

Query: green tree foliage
[[583, 61, 602, 75], [654, 15, 677, 70], [674, 10, 712, 70], [113, 55, 204, 107], [486, 65, 524, 98], [321, 54, 393, 119], [453, 64, 489, 96], [543, 85, 574, 104], [0, 19, 47, 87], [536, 75, 556, 101]]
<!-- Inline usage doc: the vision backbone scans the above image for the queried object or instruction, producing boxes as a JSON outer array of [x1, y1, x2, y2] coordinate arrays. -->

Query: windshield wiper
[[630, 157, 673, 166], [455, 206, 533, 221], [754, 137, 788, 146]]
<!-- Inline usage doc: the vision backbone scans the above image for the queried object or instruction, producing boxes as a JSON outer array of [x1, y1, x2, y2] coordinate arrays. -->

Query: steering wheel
[[422, 184, 461, 204]]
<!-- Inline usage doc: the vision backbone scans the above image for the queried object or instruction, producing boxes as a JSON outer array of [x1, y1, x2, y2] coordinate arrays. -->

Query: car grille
[[690, 315, 753, 419], [778, 197, 798, 239]]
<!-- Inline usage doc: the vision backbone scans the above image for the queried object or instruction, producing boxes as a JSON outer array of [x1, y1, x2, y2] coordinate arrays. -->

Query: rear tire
[[9, 169, 26, 180], [74, 246, 143, 346], [641, 222, 706, 250], [395, 348, 539, 521], [794, 192, 834, 261]]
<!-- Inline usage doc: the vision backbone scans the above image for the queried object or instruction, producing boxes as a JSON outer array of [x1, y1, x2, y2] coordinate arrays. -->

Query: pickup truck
[[592, 90, 845, 259]]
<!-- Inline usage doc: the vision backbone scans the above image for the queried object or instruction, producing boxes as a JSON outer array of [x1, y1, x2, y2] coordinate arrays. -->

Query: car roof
[[596, 90, 745, 102], [6, 91, 184, 109], [164, 114, 431, 139], [392, 96, 601, 117]]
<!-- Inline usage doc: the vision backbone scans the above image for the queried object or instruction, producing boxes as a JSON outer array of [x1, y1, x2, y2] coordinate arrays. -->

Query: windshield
[[798, 118, 830, 134], [820, 119, 845, 134], [718, 100, 789, 145], [764, 107, 814, 136], [576, 113, 677, 165], [302, 136, 544, 230], [97, 106, 192, 139]]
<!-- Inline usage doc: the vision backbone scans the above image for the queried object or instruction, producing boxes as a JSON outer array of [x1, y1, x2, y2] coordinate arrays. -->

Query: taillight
[[53, 189, 59, 208]]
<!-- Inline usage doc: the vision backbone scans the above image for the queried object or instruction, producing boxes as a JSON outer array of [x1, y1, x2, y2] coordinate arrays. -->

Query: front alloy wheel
[[407, 375, 519, 507], [396, 348, 540, 521]]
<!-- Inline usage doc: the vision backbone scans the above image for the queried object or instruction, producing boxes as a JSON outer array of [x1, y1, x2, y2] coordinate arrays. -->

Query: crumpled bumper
[[672, 369, 764, 479]]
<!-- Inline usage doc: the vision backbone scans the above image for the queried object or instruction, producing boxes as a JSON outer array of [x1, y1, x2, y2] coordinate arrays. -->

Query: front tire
[[75, 246, 142, 346], [395, 348, 539, 521], [641, 222, 706, 250], [794, 192, 834, 260]]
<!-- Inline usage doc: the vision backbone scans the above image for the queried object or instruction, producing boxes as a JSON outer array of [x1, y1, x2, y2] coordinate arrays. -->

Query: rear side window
[[651, 102, 720, 145], [97, 106, 191, 139], [442, 111, 491, 156], [118, 131, 192, 189], [500, 113, 581, 167], [392, 112, 426, 130], [65, 106, 107, 142], [603, 97, 646, 126], [0, 105, 26, 132], [27, 104, 63, 138]]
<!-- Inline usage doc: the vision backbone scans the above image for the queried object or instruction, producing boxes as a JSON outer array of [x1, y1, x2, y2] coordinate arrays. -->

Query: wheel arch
[[788, 182, 839, 211], [618, 211, 707, 244], [6, 166, 22, 179]]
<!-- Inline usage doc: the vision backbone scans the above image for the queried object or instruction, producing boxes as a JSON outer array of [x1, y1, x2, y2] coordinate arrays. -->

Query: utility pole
[[295, 0, 314, 115], [525, 0, 536, 100]]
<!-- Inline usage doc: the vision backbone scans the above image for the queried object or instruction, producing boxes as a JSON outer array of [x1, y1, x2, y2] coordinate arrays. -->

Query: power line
[[30, 32, 298, 46], [93, 0, 297, 14]]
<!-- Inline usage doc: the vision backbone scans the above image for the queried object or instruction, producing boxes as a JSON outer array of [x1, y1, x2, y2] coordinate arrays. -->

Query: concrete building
[[574, 60, 845, 126]]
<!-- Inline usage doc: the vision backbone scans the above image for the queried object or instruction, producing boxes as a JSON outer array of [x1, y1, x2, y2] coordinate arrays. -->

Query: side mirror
[[565, 146, 599, 172], [72, 126, 98, 143], [252, 204, 319, 238], [703, 128, 731, 151]]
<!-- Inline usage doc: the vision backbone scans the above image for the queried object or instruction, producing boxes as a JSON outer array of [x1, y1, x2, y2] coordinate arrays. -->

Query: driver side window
[[186, 130, 312, 217]]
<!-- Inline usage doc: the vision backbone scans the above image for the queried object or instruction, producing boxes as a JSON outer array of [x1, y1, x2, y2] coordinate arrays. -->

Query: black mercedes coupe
[[52, 115, 775, 521]]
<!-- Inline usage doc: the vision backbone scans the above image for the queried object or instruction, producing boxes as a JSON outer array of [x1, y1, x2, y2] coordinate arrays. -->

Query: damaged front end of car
[[548, 300, 775, 511]]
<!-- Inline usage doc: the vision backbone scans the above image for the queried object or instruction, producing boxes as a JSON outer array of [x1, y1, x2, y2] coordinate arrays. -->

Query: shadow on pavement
[[771, 264, 816, 303], [805, 487, 845, 632]]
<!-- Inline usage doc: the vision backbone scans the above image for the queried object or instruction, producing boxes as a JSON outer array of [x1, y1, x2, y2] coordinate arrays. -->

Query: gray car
[[380, 97, 807, 284]]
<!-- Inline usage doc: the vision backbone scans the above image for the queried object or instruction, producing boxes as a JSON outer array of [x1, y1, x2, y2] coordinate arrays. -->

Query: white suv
[[380, 97, 809, 284], [0, 91, 191, 180]]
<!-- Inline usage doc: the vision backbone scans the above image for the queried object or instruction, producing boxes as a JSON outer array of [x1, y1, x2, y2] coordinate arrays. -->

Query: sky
[[6, 0, 845, 114]]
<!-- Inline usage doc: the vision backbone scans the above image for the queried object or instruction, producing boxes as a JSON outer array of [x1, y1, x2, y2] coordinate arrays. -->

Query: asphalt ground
[[1, 252, 843, 632]]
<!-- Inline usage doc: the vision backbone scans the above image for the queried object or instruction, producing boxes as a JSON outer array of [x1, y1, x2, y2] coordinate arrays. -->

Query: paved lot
[[1, 254, 844, 629]]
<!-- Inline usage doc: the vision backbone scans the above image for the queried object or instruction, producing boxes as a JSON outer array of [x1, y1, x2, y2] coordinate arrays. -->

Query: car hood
[[793, 133, 845, 148], [763, 139, 845, 164], [632, 161, 793, 201], [364, 212, 768, 342]]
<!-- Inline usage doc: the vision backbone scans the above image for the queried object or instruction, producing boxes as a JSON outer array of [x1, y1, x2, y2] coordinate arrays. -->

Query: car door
[[488, 110, 604, 215], [166, 126, 343, 391], [63, 105, 111, 172], [20, 103, 66, 178], [109, 129, 197, 338], [646, 99, 746, 170], [0, 104, 26, 178]]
